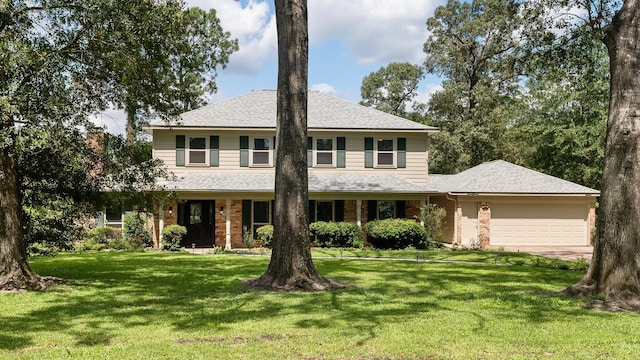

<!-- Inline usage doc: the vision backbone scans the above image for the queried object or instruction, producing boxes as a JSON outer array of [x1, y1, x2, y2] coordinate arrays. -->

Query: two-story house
[[145, 90, 599, 249]]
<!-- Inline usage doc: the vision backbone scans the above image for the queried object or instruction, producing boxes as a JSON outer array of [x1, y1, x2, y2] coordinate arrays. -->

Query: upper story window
[[176, 135, 219, 167], [252, 138, 271, 166], [189, 137, 207, 164], [377, 139, 394, 166], [316, 138, 334, 165], [365, 137, 406, 169], [308, 136, 345, 168]]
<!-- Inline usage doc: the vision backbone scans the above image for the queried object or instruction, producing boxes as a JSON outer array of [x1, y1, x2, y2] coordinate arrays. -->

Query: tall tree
[[0, 0, 186, 291], [563, 0, 640, 311], [423, 0, 524, 174], [360, 62, 425, 117], [508, 22, 609, 190], [246, 0, 340, 291], [89, 6, 237, 143]]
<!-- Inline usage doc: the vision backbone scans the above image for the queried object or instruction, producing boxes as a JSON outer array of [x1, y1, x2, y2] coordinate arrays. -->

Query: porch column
[[356, 199, 362, 227], [420, 199, 426, 227], [158, 202, 164, 249], [225, 198, 232, 250]]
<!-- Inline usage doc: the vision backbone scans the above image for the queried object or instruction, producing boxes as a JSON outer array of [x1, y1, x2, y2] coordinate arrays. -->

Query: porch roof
[[162, 173, 428, 194]]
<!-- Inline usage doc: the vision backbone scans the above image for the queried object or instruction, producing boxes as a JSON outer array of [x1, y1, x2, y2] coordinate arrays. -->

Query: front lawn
[[1, 252, 638, 359]]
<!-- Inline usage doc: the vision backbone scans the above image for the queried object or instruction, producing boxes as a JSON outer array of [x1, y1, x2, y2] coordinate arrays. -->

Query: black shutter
[[364, 137, 374, 168], [307, 137, 313, 167], [176, 135, 185, 166], [396, 200, 406, 219], [308, 200, 316, 224], [337, 137, 346, 168], [335, 200, 344, 222], [209, 135, 219, 167], [397, 137, 406, 168], [367, 200, 377, 221], [242, 200, 252, 233], [240, 136, 249, 167]]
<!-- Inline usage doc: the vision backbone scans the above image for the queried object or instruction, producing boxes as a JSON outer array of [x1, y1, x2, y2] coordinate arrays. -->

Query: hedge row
[[365, 219, 428, 249]]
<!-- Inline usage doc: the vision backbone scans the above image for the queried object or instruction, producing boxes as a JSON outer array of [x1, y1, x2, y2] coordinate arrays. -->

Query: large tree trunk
[[0, 124, 62, 291], [246, 0, 342, 291], [562, 0, 640, 311]]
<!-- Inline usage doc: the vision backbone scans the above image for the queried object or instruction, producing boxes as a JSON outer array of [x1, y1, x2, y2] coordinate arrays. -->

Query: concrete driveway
[[488, 245, 594, 262]]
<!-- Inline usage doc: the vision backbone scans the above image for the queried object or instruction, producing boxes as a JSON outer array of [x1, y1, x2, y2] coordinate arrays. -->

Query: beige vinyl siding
[[309, 132, 428, 187], [429, 195, 456, 244], [154, 129, 430, 187], [460, 201, 479, 246]]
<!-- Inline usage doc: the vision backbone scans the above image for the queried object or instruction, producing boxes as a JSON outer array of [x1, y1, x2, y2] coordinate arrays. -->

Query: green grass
[[1, 252, 638, 359]]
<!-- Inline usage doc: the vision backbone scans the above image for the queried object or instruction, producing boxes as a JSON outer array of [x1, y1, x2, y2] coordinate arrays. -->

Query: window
[[190, 203, 202, 224], [252, 138, 271, 166], [316, 201, 334, 222], [377, 139, 394, 166], [253, 201, 270, 234], [378, 201, 395, 220], [189, 137, 206, 164], [316, 138, 333, 165]]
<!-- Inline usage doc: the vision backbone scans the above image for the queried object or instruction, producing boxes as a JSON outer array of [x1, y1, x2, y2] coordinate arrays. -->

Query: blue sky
[[95, 0, 445, 134]]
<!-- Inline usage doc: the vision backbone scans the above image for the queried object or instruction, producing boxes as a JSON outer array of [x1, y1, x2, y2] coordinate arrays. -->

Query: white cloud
[[90, 110, 127, 136], [414, 82, 443, 105], [309, 0, 443, 64], [187, 0, 443, 76], [186, 0, 277, 74], [310, 83, 337, 95]]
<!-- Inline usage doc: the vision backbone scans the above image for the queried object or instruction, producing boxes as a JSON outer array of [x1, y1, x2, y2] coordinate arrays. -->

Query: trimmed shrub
[[242, 231, 256, 249], [161, 225, 186, 251], [123, 213, 152, 251], [86, 226, 122, 244], [417, 204, 447, 244], [309, 221, 362, 248], [365, 219, 427, 249], [256, 225, 274, 248]]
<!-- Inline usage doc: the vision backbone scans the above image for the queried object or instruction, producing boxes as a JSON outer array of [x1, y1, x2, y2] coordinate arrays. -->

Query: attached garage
[[489, 201, 590, 246], [428, 160, 599, 247]]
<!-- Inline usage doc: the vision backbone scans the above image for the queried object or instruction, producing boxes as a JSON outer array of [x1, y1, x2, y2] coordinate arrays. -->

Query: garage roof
[[428, 160, 600, 195]]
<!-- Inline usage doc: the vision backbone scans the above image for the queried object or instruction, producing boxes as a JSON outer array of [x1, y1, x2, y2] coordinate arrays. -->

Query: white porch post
[[225, 198, 232, 250], [158, 203, 164, 249], [356, 199, 362, 227], [420, 199, 426, 227]]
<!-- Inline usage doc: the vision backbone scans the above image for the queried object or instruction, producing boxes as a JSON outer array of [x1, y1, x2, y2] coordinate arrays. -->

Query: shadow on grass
[[0, 252, 610, 352]]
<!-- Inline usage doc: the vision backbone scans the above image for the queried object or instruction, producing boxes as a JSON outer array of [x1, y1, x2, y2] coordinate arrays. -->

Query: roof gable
[[150, 90, 437, 131], [428, 160, 599, 195]]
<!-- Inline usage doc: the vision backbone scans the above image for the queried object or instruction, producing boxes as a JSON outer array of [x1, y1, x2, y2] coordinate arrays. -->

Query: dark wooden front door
[[178, 200, 216, 248]]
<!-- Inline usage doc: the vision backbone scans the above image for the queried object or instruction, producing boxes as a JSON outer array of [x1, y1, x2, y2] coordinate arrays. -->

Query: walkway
[[488, 246, 593, 262]]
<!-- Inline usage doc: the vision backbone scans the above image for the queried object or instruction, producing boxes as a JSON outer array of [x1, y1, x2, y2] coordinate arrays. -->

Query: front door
[[178, 200, 216, 247]]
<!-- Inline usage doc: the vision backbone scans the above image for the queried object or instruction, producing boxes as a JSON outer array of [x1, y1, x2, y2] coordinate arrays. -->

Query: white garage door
[[491, 203, 588, 246]]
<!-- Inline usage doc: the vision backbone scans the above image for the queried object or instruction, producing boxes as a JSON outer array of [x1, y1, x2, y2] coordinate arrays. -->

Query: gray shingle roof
[[427, 160, 599, 194], [150, 90, 437, 131], [162, 173, 428, 193]]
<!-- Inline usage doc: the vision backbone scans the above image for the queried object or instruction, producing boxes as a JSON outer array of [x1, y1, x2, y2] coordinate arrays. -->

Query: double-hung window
[[364, 137, 405, 168], [252, 138, 271, 166], [189, 137, 207, 165], [316, 138, 333, 165], [377, 139, 394, 166]]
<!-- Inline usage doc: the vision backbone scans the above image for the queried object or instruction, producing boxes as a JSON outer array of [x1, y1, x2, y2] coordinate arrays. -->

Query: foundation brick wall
[[153, 202, 178, 248], [344, 200, 358, 222], [406, 200, 421, 221], [478, 203, 490, 246], [215, 200, 226, 247], [230, 199, 244, 248]]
